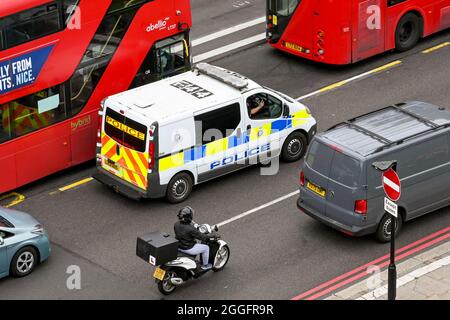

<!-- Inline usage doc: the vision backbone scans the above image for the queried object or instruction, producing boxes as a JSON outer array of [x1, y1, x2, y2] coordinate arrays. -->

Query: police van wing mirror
[[0, 237, 4, 246], [283, 104, 290, 118]]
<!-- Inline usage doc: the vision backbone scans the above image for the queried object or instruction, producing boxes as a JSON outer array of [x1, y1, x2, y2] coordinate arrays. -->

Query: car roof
[[319, 101, 450, 157], [106, 63, 261, 125]]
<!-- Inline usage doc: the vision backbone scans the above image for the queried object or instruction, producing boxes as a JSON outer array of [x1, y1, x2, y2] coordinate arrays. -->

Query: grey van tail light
[[354, 200, 367, 215], [300, 171, 305, 186]]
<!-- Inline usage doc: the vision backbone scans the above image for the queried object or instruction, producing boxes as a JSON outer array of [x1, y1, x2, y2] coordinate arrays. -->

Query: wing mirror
[[0, 237, 4, 246]]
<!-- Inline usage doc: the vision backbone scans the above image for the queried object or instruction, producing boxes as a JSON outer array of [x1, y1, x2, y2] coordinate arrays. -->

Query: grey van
[[297, 102, 450, 242]]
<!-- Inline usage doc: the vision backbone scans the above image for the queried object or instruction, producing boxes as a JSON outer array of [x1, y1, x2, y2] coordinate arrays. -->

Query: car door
[[244, 91, 286, 165], [194, 101, 247, 182]]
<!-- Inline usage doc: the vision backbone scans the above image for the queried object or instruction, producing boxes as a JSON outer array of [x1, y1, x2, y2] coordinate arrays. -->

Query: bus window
[[70, 9, 137, 115], [131, 33, 190, 88], [3, 2, 62, 49], [271, 0, 300, 16], [0, 86, 67, 140], [108, 0, 147, 13], [0, 104, 12, 143]]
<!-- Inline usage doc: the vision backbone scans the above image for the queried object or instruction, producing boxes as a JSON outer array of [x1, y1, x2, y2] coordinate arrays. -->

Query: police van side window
[[247, 93, 283, 120], [194, 103, 241, 146]]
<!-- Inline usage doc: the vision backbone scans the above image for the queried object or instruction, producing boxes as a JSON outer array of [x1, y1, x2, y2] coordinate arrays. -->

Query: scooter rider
[[174, 206, 215, 270]]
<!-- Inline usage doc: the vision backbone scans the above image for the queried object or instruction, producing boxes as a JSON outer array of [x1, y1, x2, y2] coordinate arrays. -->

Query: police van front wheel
[[166, 173, 193, 204], [281, 132, 307, 162]]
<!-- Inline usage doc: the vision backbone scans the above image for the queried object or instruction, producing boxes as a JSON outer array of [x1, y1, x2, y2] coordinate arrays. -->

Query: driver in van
[[174, 206, 214, 270], [247, 95, 266, 117]]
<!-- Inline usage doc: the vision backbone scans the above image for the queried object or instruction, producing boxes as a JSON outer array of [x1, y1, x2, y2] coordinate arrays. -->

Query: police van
[[94, 63, 317, 203]]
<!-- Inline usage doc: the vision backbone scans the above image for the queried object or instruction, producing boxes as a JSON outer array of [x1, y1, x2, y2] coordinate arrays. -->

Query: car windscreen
[[0, 215, 14, 228], [104, 107, 147, 152], [329, 152, 362, 188], [305, 140, 334, 176]]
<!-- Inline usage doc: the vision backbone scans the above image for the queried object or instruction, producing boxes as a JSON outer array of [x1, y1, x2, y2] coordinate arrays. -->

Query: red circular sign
[[382, 168, 401, 201]]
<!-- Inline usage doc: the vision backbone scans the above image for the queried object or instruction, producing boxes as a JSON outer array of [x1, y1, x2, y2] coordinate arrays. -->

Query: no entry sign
[[383, 168, 401, 201]]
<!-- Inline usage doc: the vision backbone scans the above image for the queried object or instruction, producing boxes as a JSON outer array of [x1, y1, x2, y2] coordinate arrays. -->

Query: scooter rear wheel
[[157, 271, 178, 295]]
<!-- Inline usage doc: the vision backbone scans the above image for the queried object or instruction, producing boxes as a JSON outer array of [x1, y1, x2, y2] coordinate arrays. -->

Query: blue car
[[0, 207, 51, 279]]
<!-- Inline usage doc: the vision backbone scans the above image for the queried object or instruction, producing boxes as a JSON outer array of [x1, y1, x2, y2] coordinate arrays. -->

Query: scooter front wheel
[[213, 245, 230, 272], [157, 271, 178, 295]]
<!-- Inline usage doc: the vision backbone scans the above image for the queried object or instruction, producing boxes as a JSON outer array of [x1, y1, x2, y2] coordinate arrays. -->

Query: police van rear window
[[104, 108, 147, 152]]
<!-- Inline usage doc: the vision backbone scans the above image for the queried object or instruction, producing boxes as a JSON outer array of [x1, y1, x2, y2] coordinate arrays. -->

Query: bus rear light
[[267, 23, 273, 29], [300, 171, 305, 186], [355, 200, 367, 215]]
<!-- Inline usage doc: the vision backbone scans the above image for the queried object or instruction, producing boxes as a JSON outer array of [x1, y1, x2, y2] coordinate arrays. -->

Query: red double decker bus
[[0, 0, 192, 193], [266, 0, 450, 64]]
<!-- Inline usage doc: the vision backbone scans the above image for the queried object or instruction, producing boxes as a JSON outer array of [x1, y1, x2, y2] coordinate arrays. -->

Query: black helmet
[[178, 206, 194, 223]]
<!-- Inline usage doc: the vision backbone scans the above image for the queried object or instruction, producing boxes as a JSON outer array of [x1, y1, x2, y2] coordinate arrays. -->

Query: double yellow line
[[0, 192, 25, 208]]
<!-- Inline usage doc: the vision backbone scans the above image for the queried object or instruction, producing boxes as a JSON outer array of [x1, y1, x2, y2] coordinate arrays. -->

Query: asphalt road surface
[[1, 2, 450, 300]]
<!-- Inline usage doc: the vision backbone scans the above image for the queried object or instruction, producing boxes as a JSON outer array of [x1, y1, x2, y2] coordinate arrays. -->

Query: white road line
[[217, 190, 299, 227], [192, 17, 265, 47], [193, 33, 266, 63], [357, 255, 450, 300]]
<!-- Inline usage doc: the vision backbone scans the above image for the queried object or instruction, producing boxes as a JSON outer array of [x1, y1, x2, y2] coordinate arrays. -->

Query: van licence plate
[[153, 267, 166, 281], [307, 181, 326, 197], [104, 158, 120, 172]]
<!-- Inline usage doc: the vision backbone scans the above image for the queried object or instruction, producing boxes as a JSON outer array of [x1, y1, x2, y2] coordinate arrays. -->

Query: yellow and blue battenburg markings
[[158, 110, 309, 172]]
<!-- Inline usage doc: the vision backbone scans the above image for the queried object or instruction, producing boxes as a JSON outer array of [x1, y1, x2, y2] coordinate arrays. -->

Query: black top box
[[136, 231, 179, 266]]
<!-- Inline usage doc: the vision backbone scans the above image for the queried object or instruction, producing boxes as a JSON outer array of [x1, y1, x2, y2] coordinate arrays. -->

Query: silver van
[[297, 102, 450, 242]]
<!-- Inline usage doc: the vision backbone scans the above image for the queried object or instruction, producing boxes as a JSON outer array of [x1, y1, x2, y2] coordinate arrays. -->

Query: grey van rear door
[[325, 152, 367, 226], [302, 141, 334, 215]]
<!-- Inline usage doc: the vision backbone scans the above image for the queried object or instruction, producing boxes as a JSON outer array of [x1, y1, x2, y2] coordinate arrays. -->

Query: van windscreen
[[305, 141, 334, 176], [104, 108, 147, 152]]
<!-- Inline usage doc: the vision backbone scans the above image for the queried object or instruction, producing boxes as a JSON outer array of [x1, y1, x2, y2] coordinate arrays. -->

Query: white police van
[[94, 63, 317, 203]]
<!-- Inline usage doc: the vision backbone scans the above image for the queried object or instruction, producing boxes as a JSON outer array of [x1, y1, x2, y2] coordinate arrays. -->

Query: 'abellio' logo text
[[146, 18, 169, 32]]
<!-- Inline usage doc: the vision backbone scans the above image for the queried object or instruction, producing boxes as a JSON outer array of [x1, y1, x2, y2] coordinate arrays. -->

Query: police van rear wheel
[[281, 132, 307, 162], [166, 173, 193, 204]]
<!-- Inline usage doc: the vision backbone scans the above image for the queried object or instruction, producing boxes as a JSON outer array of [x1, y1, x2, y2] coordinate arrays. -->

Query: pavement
[[1, 1, 450, 300], [326, 240, 450, 300]]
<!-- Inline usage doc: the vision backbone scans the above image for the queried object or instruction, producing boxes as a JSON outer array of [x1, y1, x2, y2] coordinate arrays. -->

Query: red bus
[[266, 0, 450, 64], [0, 0, 192, 194]]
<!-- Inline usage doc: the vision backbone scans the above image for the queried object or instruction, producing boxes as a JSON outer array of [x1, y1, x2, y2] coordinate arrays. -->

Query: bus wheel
[[395, 13, 421, 52], [166, 172, 193, 204]]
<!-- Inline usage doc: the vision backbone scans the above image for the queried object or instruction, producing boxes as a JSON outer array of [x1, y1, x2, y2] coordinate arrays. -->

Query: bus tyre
[[166, 172, 193, 204], [376, 213, 403, 243], [395, 13, 421, 52], [281, 132, 307, 162], [10, 246, 38, 277]]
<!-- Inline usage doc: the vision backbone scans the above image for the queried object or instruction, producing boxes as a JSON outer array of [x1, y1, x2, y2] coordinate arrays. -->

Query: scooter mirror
[[214, 225, 219, 232]]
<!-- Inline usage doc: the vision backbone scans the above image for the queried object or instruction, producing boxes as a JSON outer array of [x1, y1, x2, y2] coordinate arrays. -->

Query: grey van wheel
[[376, 213, 402, 243], [166, 172, 193, 204], [395, 13, 421, 52], [281, 132, 307, 162]]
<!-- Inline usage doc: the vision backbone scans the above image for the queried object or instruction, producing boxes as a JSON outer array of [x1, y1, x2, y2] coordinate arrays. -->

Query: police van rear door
[[101, 104, 150, 191]]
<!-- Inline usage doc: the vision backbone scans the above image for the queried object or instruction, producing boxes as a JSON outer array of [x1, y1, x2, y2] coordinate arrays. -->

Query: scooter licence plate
[[153, 267, 166, 281]]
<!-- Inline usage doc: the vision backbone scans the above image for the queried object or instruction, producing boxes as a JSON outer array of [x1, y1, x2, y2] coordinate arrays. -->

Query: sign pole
[[372, 161, 400, 301], [388, 214, 396, 300]]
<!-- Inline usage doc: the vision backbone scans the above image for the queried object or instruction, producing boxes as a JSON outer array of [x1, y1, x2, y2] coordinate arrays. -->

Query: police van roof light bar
[[195, 62, 249, 90]]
